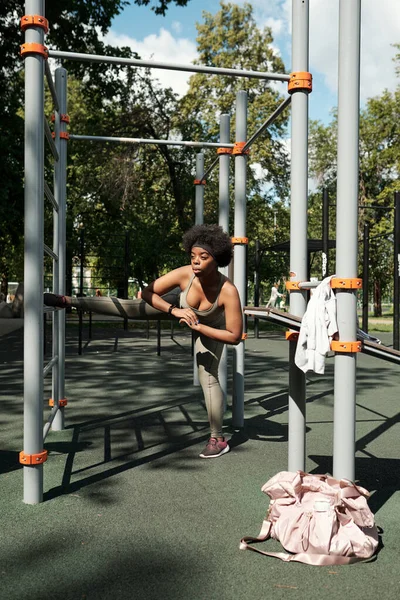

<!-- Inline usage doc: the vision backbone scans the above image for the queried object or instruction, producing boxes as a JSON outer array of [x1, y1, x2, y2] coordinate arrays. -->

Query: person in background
[[266, 283, 284, 309]]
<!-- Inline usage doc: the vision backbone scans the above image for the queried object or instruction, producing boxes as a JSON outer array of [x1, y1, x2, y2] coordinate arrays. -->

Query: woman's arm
[[142, 266, 199, 325], [179, 282, 243, 345]]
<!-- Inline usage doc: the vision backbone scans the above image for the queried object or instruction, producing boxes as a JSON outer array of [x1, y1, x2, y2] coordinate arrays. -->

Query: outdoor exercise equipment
[[21, 0, 294, 503], [21, 0, 371, 503], [244, 307, 400, 367]]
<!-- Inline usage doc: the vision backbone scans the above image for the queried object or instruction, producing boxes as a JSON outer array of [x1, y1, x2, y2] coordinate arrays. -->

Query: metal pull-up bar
[[68, 134, 234, 149], [49, 50, 291, 82]]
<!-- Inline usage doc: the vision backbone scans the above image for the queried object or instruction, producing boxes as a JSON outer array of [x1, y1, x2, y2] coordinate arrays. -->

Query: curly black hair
[[182, 224, 233, 268]]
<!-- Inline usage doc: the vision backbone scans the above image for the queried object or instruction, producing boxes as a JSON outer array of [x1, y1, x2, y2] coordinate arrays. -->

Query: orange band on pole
[[242, 333, 248, 340], [19, 450, 48, 465], [331, 340, 362, 353], [288, 71, 312, 94], [330, 277, 362, 290], [285, 281, 301, 290], [49, 398, 68, 407], [193, 179, 206, 185], [20, 15, 49, 33], [52, 131, 70, 140], [232, 142, 250, 155], [20, 43, 49, 59], [217, 147, 233, 155], [231, 237, 248, 245], [51, 114, 70, 124], [285, 330, 299, 341]]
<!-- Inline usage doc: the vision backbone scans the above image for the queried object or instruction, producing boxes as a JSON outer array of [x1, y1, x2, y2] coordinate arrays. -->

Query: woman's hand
[[172, 307, 199, 328]]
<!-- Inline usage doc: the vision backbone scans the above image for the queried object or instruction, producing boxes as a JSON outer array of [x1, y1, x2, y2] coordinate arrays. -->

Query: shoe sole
[[199, 445, 230, 459]]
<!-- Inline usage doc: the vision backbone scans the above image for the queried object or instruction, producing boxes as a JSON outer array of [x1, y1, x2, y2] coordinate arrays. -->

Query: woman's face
[[190, 246, 217, 278]]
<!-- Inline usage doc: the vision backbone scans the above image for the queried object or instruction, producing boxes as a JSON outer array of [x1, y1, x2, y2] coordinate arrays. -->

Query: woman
[[44, 224, 243, 458], [142, 224, 243, 458]]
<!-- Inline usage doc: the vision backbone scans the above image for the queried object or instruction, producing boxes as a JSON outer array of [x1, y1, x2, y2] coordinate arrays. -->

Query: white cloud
[[264, 17, 284, 38], [245, 0, 399, 107], [103, 28, 197, 97], [308, 0, 400, 102]]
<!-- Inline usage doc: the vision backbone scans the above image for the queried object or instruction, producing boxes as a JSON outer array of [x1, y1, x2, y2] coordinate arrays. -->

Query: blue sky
[[107, 0, 400, 128]]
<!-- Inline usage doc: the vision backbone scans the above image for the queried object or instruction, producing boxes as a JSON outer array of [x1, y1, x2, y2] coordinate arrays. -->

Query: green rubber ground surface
[[0, 321, 399, 600]]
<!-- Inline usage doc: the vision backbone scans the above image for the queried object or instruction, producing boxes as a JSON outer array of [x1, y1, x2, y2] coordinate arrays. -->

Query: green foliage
[[61, 72, 192, 288], [0, 0, 192, 292], [179, 2, 290, 200], [178, 2, 291, 292], [2, 0, 292, 296]]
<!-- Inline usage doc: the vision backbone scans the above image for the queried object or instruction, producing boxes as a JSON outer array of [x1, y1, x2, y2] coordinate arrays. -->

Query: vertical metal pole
[[53, 67, 67, 431], [322, 188, 329, 277], [288, 0, 309, 472], [362, 223, 369, 333], [254, 240, 260, 339], [333, 0, 361, 482], [218, 114, 230, 406], [394, 192, 400, 350], [51, 82, 60, 422], [193, 153, 204, 386], [195, 153, 204, 225], [123, 231, 129, 330], [78, 229, 84, 355], [23, 0, 46, 504], [232, 91, 248, 429]]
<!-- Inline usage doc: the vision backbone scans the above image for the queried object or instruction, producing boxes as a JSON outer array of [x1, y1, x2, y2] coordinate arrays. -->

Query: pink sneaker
[[199, 437, 229, 459]]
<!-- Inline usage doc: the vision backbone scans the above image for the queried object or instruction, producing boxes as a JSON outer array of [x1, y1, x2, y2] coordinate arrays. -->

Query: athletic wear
[[44, 274, 229, 446], [199, 437, 229, 459], [44, 293, 68, 308], [44, 290, 181, 319], [181, 274, 227, 439]]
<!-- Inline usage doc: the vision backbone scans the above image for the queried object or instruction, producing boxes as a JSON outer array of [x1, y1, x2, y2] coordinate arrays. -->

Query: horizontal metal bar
[[244, 306, 400, 365], [243, 96, 291, 152], [43, 355, 58, 378], [44, 118, 59, 161], [244, 307, 301, 330], [44, 244, 58, 261], [69, 134, 234, 149], [45, 61, 60, 112], [362, 341, 400, 365], [49, 50, 291, 82], [44, 181, 59, 212], [43, 405, 60, 441]]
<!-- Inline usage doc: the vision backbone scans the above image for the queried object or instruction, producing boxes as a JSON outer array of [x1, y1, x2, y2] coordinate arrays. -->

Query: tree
[[179, 2, 289, 197], [0, 0, 193, 293], [177, 2, 291, 293], [58, 71, 192, 290]]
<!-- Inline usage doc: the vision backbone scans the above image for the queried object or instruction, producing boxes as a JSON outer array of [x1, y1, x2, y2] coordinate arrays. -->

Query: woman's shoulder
[[171, 265, 192, 276], [171, 265, 192, 286], [220, 276, 240, 300]]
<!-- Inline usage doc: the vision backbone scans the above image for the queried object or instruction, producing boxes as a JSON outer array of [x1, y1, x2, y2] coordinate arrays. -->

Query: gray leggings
[[70, 290, 179, 320], [69, 292, 225, 437], [195, 333, 225, 439]]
